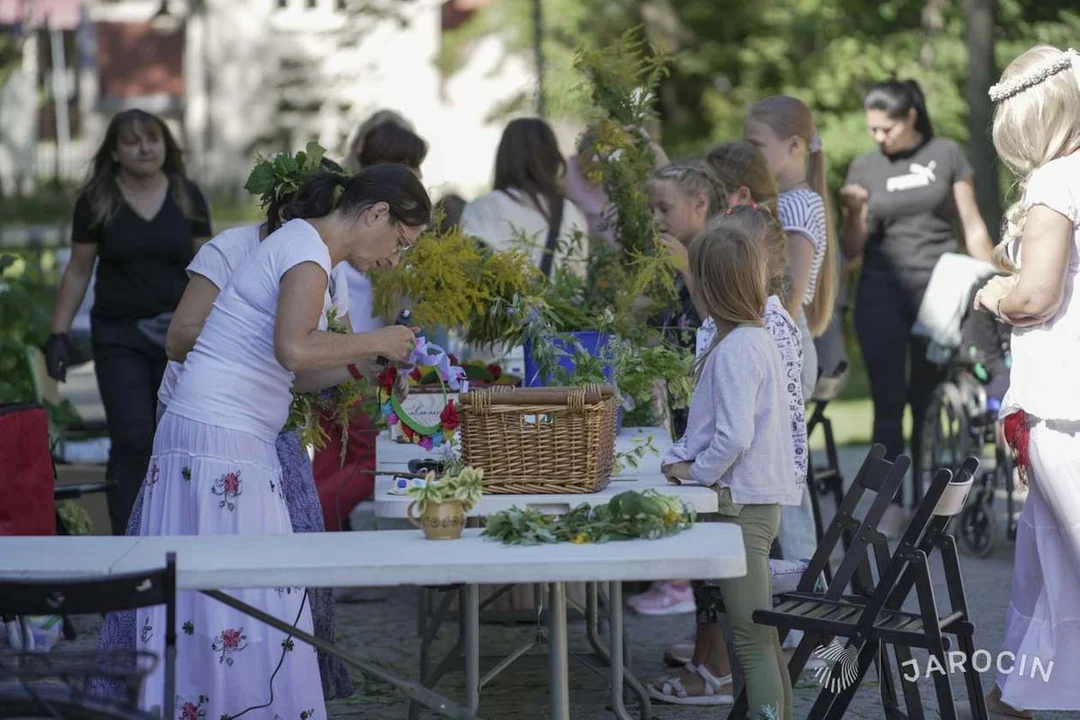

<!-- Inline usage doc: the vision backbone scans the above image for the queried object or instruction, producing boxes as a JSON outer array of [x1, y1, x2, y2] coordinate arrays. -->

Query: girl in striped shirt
[[745, 96, 839, 398]]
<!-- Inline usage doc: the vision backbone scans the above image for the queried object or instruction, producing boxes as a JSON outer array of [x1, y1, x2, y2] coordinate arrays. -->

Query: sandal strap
[[658, 675, 688, 698], [695, 664, 732, 694]]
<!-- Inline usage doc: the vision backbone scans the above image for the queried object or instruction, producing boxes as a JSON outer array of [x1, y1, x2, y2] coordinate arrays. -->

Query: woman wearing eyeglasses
[[130, 165, 430, 719]]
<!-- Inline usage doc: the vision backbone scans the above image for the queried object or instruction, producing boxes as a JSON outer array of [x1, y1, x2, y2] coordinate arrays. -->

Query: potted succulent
[[406, 464, 485, 540]]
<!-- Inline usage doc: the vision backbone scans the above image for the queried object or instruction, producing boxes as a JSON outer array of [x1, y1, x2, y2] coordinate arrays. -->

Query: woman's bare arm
[[165, 274, 220, 362], [51, 243, 97, 333], [997, 205, 1072, 326], [275, 263, 415, 372], [953, 178, 994, 263]]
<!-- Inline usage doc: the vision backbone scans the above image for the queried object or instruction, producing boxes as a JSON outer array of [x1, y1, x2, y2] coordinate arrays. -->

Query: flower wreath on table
[[378, 336, 468, 451]]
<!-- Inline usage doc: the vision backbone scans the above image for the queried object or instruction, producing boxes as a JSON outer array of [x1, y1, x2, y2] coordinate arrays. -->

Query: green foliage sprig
[[370, 212, 540, 335], [407, 465, 485, 515], [482, 490, 694, 546], [573, 28, 670, 259], [244, 141, 332, 211]]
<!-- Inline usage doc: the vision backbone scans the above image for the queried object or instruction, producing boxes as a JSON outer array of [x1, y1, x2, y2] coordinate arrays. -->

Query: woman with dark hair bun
[[130, 164, 430, 718], [47, 109, 212, 536], [841, 79, 994, 531], [93, 154, 357, 703]]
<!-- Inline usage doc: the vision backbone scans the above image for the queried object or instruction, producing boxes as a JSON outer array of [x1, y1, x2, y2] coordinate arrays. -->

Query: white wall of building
[[3, 0, 561, 203]]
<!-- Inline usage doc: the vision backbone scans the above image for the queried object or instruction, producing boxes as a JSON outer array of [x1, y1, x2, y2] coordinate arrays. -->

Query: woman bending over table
[[94, 157, 358, 701], [133, 165, 429, 719]]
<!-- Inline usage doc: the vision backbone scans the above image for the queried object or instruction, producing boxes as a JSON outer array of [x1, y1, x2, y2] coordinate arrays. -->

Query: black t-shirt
[[846, 137, 973, 276], [72, 180, 211, 322]]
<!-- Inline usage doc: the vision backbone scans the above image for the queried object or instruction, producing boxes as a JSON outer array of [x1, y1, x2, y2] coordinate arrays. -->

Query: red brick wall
[[96, 21, 184, 99]]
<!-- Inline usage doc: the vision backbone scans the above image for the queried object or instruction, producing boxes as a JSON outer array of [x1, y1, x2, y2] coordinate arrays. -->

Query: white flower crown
[[989, 48, 1079, 103]]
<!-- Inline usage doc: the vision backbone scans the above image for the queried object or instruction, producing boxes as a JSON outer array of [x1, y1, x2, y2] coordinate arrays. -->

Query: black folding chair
[[727, 444, 908, 719], [0, 553, 177, 720], [734, 457, 985, 720]]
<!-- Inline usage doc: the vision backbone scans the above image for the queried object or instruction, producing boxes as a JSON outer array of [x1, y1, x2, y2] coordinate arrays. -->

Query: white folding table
[[373, 426, 718, 719], [0, 526, 745, 720]]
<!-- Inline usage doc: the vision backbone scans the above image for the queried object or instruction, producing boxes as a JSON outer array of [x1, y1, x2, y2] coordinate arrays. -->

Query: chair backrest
[[872, 458, 979, 612], [0, 553, 176, 621], [797, 444, 909, 595]]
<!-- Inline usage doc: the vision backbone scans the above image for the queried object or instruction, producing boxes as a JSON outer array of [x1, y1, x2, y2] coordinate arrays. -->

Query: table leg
[[464, 584, 480, 712], [585, 582, 608, 659], [609, 582, 654, 720], [548, 582, 570, 720]]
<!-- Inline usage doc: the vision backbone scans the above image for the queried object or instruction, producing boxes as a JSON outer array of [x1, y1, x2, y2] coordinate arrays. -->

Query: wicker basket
[[458, 385, 618, 494]]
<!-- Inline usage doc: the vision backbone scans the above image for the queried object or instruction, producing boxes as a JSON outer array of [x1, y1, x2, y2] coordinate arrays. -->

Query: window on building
[[306, 0, 318, 8], [277, 0, 289, 8]]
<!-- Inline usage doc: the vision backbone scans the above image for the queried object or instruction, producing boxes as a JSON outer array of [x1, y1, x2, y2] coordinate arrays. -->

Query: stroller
[[914, 254, 1018, 557]]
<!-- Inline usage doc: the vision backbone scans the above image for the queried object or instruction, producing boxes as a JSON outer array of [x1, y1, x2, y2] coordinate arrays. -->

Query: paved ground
[[47, 445, 1073, 719]]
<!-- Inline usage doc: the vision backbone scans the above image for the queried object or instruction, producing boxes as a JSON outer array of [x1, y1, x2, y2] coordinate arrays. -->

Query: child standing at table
[[661, 225, 800, 720]]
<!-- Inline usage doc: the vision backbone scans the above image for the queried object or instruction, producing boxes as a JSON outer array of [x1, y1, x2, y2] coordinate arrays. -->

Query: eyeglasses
[[394, 221, 417, 251]]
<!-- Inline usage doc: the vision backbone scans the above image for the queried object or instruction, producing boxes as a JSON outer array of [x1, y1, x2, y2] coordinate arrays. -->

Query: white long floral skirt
[[998, 420, 1080, 711], [136, 412, 326, 720]]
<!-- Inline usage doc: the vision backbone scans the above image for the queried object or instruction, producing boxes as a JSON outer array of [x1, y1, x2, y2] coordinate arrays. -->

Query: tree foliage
[[441, 0, 1080, 197]]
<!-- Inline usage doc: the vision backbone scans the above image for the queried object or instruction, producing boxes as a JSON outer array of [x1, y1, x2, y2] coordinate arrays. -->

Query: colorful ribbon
[[406, 337, 468, 392]]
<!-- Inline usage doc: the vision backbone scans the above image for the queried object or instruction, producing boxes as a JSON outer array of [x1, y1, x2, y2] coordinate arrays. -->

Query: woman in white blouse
[[462, 118, 589, 278]]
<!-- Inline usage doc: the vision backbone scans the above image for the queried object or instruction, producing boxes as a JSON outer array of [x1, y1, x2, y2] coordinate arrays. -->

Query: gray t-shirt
[[846, 137, 973, 276]]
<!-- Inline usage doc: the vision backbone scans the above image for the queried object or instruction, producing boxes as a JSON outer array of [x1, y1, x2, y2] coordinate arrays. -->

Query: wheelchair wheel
[[921, 381, 972, 475], [959, 485, 998, 557]]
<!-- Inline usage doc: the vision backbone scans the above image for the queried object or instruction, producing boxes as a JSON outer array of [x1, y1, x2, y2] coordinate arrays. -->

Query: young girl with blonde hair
[[661, 225, 799, 719], [972, 45, 1080, 717], [745, 96, 839, 397], [706, 142, 819, 649], [629, 160, 726, 617]]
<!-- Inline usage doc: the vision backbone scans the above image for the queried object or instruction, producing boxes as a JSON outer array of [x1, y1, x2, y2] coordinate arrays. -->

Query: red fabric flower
[[221, 628, 243, 649], [222, 473, 240, 494], [486, 363, 502, 380], [409, 366, 423, 383], [400, 424, 417, 441], [377, 367, 397, 392], [440, 401, 460, 432], [1003, 410, 1031, 487]]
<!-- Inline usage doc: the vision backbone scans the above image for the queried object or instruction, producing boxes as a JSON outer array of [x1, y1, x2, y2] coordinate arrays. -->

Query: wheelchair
[[918, 314, 1017, 558]]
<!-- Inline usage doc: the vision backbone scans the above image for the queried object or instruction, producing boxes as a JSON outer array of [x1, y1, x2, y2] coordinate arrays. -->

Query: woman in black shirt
[[47, 109, 211, 535], [840, 81, 992, 523]]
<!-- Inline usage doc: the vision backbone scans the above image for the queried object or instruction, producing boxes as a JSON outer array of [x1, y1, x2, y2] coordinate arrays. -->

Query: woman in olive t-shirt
[[840, 81, 993, 519], [47, 110, 211, 535]]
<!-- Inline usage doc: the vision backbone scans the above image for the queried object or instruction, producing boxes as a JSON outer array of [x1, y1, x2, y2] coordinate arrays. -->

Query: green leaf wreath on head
[[244, 141, 335, 212], [243, 142, 377, 459]]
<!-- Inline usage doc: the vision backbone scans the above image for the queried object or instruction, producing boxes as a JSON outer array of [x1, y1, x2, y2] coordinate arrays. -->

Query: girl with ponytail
[[745, 96, 838, 400]]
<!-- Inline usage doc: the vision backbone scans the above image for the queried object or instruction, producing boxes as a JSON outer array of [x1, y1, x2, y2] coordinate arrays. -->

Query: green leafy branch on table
[[482, 490, 694, 546]]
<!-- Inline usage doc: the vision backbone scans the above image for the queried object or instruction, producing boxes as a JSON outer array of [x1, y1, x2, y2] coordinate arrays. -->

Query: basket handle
[[459, 385, 613, 411]]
